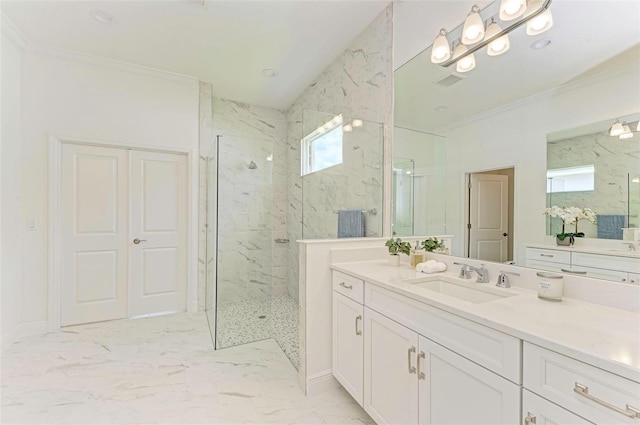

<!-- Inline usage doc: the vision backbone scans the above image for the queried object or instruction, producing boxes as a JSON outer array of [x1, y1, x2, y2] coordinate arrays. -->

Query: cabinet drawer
[[524, 342, 640, 424], [333, 271, 364, 303], [526, 259, 566, 273], [565, 265, 629, 283], [526, 248, 571, 264], [365, 284, 521, 384], [523, 389, 594, 424], [572, 252, 640, 274]]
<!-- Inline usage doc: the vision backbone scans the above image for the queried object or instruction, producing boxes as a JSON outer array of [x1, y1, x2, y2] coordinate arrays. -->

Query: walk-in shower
[[204, 135, 298, 368]]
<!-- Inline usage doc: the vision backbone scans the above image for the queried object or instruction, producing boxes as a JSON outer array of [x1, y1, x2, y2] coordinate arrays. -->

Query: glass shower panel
[[204, 155, 216, 345], [392, 158, 414, 236], [629, 173, 640, 229], [392, 127, 447, 236], [301, 110, 384, 239], [215, 135, 274, 349]]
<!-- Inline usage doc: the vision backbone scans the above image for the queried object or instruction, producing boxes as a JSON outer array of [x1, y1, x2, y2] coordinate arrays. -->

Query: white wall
[[1, 25, 25, 346], [443, 63, 640, 265], [18, 46, 199, 327]]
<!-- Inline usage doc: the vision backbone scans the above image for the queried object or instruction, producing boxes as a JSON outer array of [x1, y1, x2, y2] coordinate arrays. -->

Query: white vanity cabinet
[[334, 270, 521, 425], [523, 342, 640, 425], [523, 390, 594, 424], [332, 271, 365, 405], [525, 246, 640, 284]]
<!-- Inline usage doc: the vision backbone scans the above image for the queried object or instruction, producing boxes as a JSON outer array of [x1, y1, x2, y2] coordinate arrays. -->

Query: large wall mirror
[[394, 0, 640, 276]]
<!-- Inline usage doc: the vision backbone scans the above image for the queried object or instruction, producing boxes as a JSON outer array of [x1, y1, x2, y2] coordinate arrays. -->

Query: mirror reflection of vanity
[[393, 0, 640, 282]]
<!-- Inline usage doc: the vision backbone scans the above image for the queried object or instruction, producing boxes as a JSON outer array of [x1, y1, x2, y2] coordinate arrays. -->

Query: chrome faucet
[[623, 242, 636, 251], [453, 262, 489, 283], [496, 270, 520, 288]]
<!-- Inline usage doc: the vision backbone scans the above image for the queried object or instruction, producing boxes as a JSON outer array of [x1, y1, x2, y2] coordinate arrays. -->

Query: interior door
[[468, 174, 509, 262], [60, 144, 128, 326], [129, 150, 188, 317]]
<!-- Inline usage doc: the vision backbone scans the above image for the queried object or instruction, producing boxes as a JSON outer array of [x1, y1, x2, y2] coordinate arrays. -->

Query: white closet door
[[61, 144, 128, 326], [129, 150, 188, 317]]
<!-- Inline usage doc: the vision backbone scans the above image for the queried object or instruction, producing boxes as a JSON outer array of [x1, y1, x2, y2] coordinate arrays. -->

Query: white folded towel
[[416, 260, 447, 274]]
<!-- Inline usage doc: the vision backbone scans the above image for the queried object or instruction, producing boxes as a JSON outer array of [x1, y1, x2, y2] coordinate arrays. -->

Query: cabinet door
[[567, 265, 629, 283], [333, 292, 364, 405], [523, 389, 594, 424], [418, 335, 520, 425], [629, 273, 640, 285], [364, 307, 419, 425]]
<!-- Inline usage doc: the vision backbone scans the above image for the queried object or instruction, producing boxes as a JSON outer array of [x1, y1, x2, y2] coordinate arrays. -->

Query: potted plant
[[544, 206, 597, 246], [422, 237, 445, 253], [385, 238, 410, 266]]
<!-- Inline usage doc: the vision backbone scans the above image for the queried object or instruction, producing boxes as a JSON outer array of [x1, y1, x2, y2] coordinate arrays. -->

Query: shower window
[[301, 115, 343, 176]]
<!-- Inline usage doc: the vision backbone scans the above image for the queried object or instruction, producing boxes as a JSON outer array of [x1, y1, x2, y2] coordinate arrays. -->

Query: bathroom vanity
[[525, 244, 640, 284], [331, 260, 640, 425]]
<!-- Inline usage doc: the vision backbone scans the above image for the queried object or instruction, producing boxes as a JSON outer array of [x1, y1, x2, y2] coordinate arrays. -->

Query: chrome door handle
[[355, 315, 362, 336], [407, 346, 416, 374], [133, 238, 147, 244], [574, 382, 640, 419], [417, 351, 426, 380], [339, 282, 353, 290], [540, 254, 554, 257]]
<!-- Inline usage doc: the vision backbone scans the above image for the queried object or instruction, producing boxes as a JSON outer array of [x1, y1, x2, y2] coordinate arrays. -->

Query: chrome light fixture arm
[[438, 0, 552, 68]]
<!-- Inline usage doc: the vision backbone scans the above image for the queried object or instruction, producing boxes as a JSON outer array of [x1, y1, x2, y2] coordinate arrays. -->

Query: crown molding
[[1, 14, 198, 85], [1, 13, 28, 48], [436, 60, 640, 134]]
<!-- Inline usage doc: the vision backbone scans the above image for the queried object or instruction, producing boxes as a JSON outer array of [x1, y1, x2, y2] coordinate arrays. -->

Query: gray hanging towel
[[337, 210, 365, 238], [596, 215, 626, 240]]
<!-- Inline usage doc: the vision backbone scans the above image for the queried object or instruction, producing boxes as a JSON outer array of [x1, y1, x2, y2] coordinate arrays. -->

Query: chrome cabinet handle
[[407, 346, 416, 374], [540, 254, 554, 257], [133, 238, 147, 244], [417, 351, 426, 380], [355, 315, 362, 336], [339, 282, 353, 290], [574, 382, 640, 419], [561, 268, 587, 274], [524, 412, 537, 424]]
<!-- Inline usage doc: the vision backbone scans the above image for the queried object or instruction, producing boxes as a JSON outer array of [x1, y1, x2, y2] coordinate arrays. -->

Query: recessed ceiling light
[[435, 105, 448, 112], [89, 9, 115, 25], [530, 38, 552, 50], [262, 69, 278, 78]]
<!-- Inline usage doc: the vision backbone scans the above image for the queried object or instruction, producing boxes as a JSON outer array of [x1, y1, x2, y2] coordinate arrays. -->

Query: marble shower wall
[[210, 98, 288, 304], [301, 112, 384, 239], [285, 6, 393, 301], [547, 132, 640, 237]]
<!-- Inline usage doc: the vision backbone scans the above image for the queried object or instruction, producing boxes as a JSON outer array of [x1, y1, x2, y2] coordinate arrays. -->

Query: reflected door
[[469, 174, 509, 262]]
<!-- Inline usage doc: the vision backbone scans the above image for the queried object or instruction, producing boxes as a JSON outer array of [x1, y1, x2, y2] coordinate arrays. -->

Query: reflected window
[[547, 165, 595, 193], [301, 117, 343, 176]]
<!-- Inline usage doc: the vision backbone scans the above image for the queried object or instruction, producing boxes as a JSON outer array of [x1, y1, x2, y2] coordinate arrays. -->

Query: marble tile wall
[[547, 132, 640, 237], [285, 6, 393, 303], [198, 82, 214, 313]]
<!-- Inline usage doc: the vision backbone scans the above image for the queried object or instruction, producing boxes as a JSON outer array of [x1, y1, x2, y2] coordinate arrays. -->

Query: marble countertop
[[332, 259, 640, 383], [525, 243, 640, 259]]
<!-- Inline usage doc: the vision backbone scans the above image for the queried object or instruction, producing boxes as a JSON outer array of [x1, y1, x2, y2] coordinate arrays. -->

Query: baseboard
[[306, 369, 339, 396], [1, 321, 48, 351]]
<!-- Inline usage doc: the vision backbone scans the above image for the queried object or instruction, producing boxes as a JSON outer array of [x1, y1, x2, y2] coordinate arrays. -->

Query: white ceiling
[[394, 0, 640, 133], [1, 0, 389, 110]]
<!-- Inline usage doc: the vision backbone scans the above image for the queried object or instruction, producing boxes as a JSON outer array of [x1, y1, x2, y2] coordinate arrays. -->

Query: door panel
[[469, 174, 509, 262], [129, 150, 188, 317], [61, 144, 128, 326]]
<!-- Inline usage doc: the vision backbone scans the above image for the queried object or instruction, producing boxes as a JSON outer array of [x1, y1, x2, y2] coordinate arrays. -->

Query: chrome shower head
[[248, 161, 257, 170]]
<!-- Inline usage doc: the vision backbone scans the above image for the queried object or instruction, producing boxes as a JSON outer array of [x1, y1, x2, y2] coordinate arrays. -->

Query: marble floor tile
[[1, 313, 371, 425]]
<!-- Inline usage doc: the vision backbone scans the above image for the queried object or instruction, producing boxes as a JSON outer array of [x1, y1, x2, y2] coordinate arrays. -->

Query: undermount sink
[[401, 276, 518, 304]]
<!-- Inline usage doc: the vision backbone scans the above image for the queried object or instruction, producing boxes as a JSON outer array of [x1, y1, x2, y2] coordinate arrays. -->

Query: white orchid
[[544, 205, 598, 237]]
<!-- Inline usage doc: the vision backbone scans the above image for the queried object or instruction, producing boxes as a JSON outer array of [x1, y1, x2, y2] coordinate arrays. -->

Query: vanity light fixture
[[637, 121, 640, 132], [462, 6, 485, 45], [431, 29, 451, 64], [352, 119, 363, 128], [343, 124, 353, 132], [453, 40, 476, 73], [485, 18, 510, 56], [609, 119, 625, 137], [526, 0, 554, 35], [430, 0, 552, 72]]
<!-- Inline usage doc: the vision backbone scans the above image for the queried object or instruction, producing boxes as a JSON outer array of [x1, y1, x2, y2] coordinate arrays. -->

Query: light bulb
[[500, 0, 526, 21], [343, 124, 353, 133], [637, 121, 640, 132], [620, 125, 633, 139], [527, 10, 553, 35], [431, 29, 451, 64], [462, 6, 485, 45], [454, 43, 476, 73], [610, 120, 624, 136], [484, 21, 510, 56], [352, 119, 363, 128]]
